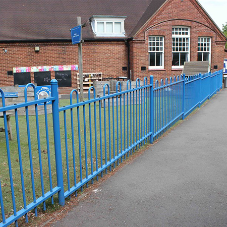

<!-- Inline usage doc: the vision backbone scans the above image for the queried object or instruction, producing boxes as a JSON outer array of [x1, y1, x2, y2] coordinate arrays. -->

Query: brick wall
[[0, 0, 226, 88], [0, 41, 128, 88]]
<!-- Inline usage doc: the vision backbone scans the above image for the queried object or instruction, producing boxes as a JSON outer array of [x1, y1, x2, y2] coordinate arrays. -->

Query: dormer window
[[91, 16, 126, 37]]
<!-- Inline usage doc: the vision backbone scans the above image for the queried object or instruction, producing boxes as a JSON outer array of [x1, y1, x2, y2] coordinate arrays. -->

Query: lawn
[[0, 86, 183, 224], [0, 95, 151, 222]]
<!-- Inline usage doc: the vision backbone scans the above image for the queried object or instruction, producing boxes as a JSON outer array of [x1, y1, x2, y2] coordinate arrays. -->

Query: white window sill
[[172, 66, 184, 70], [148, 67, 165, 71], [95, 33, 125, 37]]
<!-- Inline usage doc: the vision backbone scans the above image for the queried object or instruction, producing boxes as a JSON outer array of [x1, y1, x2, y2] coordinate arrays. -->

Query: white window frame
[[91, 16, 126, 37], [198, 37, 211, 63], [172, 27, 190, 69], [148, 36, 164, 70]]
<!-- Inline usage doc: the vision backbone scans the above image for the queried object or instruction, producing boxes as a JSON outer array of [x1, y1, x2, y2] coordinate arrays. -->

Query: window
[[91, 16, 126, 37], [198, 37, 211, 62], [97, 22, 104, 33], [97, 21, 122, 34], [148, 36, 164, 69], [172, 27, 190, 68]]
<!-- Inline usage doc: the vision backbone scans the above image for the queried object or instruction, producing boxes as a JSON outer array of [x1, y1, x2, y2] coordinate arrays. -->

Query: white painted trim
[[91, 17, 126, 37], [172, 26, 190, 66], [172, 66, 184, 70], [148, 36, 164, 68], [197, 37, 211, 64], [149, 66, 165, 70]]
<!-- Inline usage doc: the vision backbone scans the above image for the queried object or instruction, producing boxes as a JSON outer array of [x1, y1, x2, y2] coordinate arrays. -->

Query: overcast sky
[[198, 0, 227, 30]]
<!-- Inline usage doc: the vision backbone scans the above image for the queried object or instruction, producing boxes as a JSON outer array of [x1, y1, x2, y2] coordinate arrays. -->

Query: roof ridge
[[129, 0, 167, 38]]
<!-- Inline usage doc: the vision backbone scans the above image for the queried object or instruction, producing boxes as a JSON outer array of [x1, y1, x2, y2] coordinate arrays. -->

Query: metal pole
[[208, 71, 211, 99], [199, 73, 202, 108], [51, 79, 65, 206], [182, 74, 185, 120], [77, 17, 84, 102], [149, 75, 154, 144]]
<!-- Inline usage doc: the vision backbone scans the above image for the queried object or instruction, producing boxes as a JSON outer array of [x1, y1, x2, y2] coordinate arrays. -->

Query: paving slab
[[52, 89, 227, 227]]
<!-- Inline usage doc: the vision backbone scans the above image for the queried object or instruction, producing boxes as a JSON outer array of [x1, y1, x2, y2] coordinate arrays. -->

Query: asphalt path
[[52, 89, 227, 227]]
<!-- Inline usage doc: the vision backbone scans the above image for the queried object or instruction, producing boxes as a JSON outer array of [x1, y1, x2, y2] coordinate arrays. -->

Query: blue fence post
[[208, 72, 211, 99], [149, 75, 154, 144], [182, 74, 185, 120], [221, 70, 223, 89], [219, 70, 223, 90], [51, 79, 65, 206], [199, 73, 202, 108], [218, 71, 220, 91], [215, 71, 217, 91], [0, 179, 6, 224]]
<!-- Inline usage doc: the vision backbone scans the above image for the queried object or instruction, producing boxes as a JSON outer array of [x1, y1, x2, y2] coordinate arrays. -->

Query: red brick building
[[0, 0, 226, 89]]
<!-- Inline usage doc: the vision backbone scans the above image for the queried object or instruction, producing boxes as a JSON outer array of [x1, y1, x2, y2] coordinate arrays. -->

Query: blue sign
[[71, 26, 82, 44], [35, 86, 51, 105], [224, 59, 227, 74], [0, 92, 18, 98]]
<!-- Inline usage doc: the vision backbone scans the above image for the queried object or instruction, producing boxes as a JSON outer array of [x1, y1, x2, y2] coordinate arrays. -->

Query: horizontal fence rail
[[59, 79, 153, 198], [0, 83, 62, 227], [153, 76, 184, 139], [0, 70, 223, 226]]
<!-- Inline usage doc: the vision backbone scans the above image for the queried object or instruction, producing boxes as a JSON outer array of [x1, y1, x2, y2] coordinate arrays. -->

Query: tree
[[222, 22, 227, 49]]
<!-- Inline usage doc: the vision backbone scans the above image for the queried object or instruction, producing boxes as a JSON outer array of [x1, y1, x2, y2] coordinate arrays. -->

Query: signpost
[[35, 86, 51, 105], [71, 26, 82, 45], [71, 17, 84, 101]]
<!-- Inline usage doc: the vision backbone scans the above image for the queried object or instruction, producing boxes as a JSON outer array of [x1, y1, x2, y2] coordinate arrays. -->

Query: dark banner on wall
[[14, 72, 31, 85], [34, 71, 51, 86], [55, 70, 72, 87]]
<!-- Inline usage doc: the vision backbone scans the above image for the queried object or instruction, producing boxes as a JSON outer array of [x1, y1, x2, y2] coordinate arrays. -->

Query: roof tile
[[0, 0, 161, 41]]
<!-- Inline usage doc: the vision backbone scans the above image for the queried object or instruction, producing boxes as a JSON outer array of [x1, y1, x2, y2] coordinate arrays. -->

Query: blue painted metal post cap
[[51, 79, 58, 84]]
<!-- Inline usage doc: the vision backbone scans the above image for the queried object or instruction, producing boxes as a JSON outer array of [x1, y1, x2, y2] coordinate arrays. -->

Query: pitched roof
[[0, 0, 225, 42], [0, 0, 163, 41], [129, 0, 167, 37]]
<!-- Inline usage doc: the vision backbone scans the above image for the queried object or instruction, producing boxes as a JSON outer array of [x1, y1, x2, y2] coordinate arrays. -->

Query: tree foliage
[[222, 22, 227, 49]]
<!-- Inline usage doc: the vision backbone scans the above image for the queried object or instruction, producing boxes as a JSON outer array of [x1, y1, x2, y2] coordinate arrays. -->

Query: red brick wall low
[[0, 41, 128, 88]]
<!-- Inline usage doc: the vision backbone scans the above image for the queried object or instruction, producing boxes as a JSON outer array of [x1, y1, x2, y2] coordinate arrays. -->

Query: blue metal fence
[[0, 70, 223, 226], [0, 83, 61, 227]]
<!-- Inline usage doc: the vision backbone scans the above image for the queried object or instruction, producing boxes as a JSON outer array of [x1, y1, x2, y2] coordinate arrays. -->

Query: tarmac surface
[[52, 89, 227, 227]]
